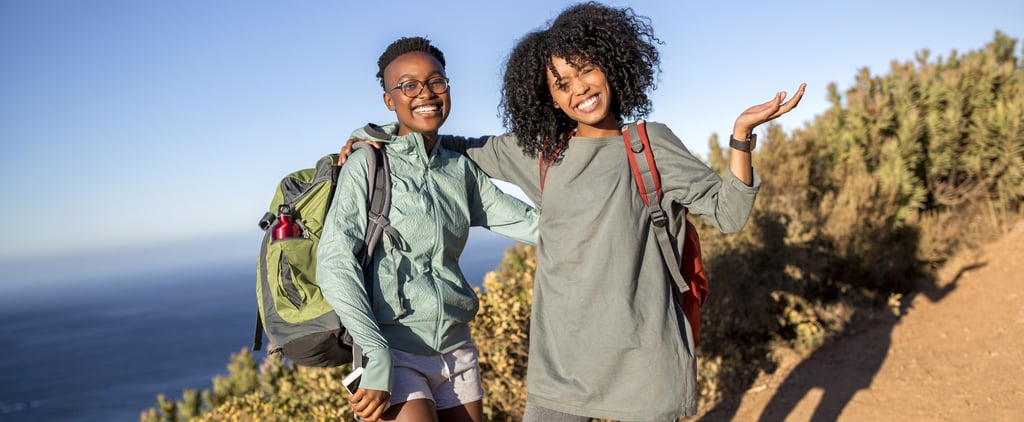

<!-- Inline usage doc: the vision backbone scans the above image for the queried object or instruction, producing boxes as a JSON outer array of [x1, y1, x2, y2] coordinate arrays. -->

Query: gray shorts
[[388, 343, 484, 410]]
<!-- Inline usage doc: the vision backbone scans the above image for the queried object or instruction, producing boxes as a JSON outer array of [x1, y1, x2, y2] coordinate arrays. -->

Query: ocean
[[0, 228, 516, 422]]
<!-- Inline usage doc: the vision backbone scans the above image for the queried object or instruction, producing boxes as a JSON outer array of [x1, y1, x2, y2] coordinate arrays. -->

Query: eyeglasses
[[387, 77, 450, 98]]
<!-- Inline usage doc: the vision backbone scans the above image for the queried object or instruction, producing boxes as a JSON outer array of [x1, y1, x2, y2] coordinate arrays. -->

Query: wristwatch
[[729, 133, 757, 152]]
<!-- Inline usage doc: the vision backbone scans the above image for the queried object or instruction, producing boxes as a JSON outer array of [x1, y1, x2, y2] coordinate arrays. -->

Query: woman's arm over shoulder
[[441, 133, 517, 179], [441, 133, 544, 202]]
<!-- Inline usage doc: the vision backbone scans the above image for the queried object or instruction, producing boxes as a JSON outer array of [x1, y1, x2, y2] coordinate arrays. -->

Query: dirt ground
[[696, 222, 1024, 422]]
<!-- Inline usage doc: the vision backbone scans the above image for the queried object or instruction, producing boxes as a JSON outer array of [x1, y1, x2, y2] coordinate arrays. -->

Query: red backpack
[[539, 120, 710, 347]]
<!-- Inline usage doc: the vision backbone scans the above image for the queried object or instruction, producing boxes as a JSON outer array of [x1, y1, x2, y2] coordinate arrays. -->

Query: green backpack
[[253, 141, 392, 367]]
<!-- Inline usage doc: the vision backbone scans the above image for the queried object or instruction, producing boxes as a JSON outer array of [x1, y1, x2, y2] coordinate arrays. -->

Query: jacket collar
[[363, 122, 439, 160]]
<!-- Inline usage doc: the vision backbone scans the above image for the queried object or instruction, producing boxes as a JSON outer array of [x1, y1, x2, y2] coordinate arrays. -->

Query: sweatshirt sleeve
[[463, 158, 539, 246], [442, 134, 544, 205], [646, 122, 762, 233], [317, 149, 393, 392]]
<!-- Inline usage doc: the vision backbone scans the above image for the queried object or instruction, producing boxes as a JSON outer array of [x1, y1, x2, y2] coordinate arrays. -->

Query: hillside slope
[[700, 221, 1024, 421]]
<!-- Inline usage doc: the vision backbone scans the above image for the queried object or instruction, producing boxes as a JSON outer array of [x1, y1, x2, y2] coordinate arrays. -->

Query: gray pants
[[522, 402, 675, 422]]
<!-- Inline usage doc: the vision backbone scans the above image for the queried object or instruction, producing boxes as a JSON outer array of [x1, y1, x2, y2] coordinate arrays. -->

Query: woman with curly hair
[[344, 2, 804, 420]]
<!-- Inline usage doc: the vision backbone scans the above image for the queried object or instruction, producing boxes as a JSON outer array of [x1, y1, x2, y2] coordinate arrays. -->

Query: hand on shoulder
[[338, 137, 382, 165]]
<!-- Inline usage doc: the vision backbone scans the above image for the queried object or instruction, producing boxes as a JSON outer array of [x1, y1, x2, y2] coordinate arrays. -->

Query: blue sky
[[1, 0, 1021, 262]]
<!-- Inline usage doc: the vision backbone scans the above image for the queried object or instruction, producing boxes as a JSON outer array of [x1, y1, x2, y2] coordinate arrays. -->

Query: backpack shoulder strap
[[352, 142, 396, 266], [621, 120, 690, 295], [347, 141, 403, 370]]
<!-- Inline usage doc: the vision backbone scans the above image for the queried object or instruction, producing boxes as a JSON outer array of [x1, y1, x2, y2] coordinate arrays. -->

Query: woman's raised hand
[[733, 83, 807, 138]]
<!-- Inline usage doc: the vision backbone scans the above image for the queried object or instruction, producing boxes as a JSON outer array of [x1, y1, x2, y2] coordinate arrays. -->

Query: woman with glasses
[[317, 36, 539, 422]]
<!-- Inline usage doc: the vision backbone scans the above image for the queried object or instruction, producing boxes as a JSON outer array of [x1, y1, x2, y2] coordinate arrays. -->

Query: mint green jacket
[[317, 122, 538, 393]]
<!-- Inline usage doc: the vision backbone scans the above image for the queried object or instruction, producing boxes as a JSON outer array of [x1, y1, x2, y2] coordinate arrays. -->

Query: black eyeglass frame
[[387, 77, 450, 98]]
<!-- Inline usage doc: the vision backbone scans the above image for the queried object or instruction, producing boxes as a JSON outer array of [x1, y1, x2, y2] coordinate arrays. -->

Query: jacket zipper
[[427, 164, 444, 350]]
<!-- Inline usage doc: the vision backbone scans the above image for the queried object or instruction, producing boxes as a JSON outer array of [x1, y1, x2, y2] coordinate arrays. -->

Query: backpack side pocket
[[267, 236, 334, 323]]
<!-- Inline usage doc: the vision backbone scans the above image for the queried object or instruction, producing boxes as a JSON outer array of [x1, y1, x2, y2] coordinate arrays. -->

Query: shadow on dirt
[[699, 260, 982, 422]]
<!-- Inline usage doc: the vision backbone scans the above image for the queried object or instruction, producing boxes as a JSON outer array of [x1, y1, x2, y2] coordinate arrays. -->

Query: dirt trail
[[698, 222, 1024, 422]]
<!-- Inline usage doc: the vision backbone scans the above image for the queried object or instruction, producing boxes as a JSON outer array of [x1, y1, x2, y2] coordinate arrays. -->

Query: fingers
[[338, 145, 351, 165], [338, 137, 361, 165], [771, 83, 807, 118], [349, 389, 368, 412], [350, 389, 390, 421], [756, 91, 783, 110], [746, 92, 784, 123], [782, 83, 807, 110], [365, 399, 389, 421], [733, 83, 808, 134], [338, 137, 383, 165], [752, 90, 786, 118]]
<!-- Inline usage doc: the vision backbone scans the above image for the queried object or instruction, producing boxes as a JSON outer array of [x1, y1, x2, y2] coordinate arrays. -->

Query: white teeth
[[414, 105, 439, 114], [576, 96, 598, 110]]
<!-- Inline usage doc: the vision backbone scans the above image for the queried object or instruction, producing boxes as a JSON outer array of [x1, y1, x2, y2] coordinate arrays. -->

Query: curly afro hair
[[376, 36, 446, 90], [500, 2, 661, 161]]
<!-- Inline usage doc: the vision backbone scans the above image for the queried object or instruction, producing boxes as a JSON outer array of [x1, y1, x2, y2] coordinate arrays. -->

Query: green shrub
[[472, 244, 535, 421]]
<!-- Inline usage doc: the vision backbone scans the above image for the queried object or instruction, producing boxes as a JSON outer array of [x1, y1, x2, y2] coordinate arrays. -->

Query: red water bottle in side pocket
[[272, 204, 302, 240]]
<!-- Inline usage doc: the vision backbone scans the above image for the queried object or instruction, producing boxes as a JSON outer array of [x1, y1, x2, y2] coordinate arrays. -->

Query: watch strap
[[729, 133, 756, 152]]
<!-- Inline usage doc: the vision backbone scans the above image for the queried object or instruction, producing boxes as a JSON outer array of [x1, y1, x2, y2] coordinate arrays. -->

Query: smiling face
[[546, 56, 620, 137], [382, 51, 451, 140]]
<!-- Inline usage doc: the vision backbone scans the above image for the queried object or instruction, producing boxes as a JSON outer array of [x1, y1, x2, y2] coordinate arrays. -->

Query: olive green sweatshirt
[[440, 121, 761, 420]]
